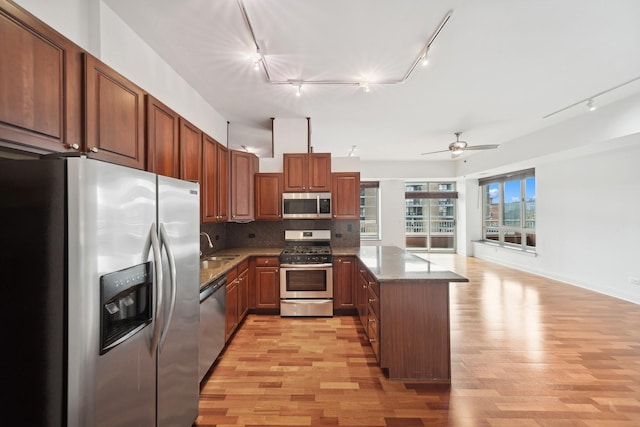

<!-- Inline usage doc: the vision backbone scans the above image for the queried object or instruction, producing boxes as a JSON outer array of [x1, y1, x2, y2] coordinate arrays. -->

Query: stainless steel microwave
[[282, 192, 331, 219]]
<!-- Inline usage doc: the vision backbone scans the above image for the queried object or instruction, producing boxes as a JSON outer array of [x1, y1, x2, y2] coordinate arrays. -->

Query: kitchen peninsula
[[200, 245, 468, 382]]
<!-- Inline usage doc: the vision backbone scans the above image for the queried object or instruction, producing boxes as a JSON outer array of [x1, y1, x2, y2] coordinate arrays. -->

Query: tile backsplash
[[201, 219, 360, 254]]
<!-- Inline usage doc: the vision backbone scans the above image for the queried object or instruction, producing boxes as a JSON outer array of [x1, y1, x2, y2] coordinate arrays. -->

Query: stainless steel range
[[279, 230, 333, 317]]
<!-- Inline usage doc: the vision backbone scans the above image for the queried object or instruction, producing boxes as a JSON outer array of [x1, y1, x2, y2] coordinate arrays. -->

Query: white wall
[[15, 0, 228, 144], [360, 94, 640, 304]]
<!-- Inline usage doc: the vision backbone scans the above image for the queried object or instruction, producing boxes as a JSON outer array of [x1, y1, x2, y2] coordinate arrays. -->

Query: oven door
[[279, 264, 333, 299]]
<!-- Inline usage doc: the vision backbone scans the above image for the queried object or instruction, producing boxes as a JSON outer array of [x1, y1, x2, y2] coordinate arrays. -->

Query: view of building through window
[[483, 171, 536, 248], [360, 182, 380, 240], [405, 182, 456, 252]]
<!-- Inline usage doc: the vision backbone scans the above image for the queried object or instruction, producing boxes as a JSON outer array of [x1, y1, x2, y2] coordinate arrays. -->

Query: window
[[405, 182, 457, 252], [360, 182, 380, 240], [481, 169, 536, 249]]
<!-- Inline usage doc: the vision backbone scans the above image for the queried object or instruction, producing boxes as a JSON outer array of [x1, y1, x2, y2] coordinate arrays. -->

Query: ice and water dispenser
[[99, 261, 153, 354]]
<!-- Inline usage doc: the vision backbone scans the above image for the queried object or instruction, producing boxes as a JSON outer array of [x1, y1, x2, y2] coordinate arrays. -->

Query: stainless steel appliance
[[282, 192, 331, 219], [279, 230, 333, 316], [0, 156, 199, 427], [199, 274, 226, 382]]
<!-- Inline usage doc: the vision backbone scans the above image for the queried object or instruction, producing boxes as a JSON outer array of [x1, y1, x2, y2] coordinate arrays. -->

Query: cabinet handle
[[368, 318, 376, 323], [368, 298, 376, 303], [68, 143, 80, 150], [362, 284, 367, 289], [368, 281, 375, 286], [369, 337, 376, 343], [89, 147, 99, 153]]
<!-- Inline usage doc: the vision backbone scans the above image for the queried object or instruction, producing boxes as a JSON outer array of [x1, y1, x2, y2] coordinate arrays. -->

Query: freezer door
[[157, 175, 200, 426], [66, 158, 157, 427]]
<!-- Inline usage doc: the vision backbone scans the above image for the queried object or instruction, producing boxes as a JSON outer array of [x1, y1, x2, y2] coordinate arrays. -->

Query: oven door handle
[[280, 263, 333, 269]]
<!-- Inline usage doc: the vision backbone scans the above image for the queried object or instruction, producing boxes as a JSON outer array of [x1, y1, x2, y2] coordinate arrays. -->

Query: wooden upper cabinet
[[0, 1, 82, 153], [307, 153, 332, 191], [332, 172, 360, 219], [179, 118, 202, 183], [283, 153, 331, 192], [230, 150, 259, 222], [202, 136, 229, 223], [146, 95, 179, 178], [201, 134, 218, 223], [216, 143, 229, 222], [85, 54, 146, 169], [255, 173, 283, 220]]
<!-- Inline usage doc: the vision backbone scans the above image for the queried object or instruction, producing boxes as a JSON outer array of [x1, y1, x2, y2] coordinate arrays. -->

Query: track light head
[[586, 99, 596, 111]]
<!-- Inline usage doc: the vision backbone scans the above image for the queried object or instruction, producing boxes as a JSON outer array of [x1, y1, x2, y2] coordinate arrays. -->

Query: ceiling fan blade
[[463, 144, 500, 151], [421, 149, 450, 155]]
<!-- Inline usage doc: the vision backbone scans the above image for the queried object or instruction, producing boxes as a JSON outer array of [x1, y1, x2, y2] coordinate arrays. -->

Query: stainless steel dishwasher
[[198, 275, 226, 382]]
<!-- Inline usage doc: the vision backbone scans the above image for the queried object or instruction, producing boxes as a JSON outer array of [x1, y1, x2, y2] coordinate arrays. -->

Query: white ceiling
[[103, 0, 640, 162]]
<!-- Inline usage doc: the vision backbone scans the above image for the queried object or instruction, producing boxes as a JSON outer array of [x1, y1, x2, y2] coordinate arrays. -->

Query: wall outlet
[[629, 277, 640, 286]]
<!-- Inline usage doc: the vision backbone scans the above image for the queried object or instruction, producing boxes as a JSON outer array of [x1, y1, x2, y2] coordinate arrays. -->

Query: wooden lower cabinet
[[237, 261, 249, 319], [250, 257, 280, 310], [333, 256, 356, 311], [225, 267, 238, 342], [358, 261, 452, 382]]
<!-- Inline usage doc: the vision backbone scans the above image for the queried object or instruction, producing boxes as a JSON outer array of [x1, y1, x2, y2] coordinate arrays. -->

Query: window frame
[[360, 181, 381, 240], [480, 169, 536, 251]]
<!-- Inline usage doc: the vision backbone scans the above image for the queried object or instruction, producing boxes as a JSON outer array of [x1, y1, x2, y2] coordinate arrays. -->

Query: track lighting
[[586, 99, 596, 111], [253, 48, 262, 71], [421, 48, 430, 66], [295, 83, 302, 97], [359, 82, 370, 93], [239, 0, 453, 92], [347, 145, 357, 157]]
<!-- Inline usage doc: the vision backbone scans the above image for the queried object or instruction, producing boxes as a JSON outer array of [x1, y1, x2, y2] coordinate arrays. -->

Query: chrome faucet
[[200, 232, 214, 257]]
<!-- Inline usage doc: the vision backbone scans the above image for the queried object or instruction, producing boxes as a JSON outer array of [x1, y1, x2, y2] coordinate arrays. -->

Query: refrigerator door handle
[[144, 223, 164, 355], [158, 223, 178, 352]]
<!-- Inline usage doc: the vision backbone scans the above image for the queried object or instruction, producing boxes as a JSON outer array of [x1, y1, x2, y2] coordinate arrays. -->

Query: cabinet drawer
[[367, 313, 380, 362], [226, 266, 238, 282], [254, 256, 278, 267], [367, 287, 380, 319], [237, 259, 249, 273]]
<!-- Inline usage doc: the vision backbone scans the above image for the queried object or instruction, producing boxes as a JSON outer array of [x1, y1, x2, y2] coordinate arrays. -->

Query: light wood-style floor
[[195, 255, 640, 426]]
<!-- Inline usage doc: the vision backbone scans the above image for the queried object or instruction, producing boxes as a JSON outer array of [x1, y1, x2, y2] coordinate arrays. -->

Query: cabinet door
[[216, 143, 229, 222], [332, 172, 360, 219], [0, 2, 82, 154], [255, 173, 283, 220], [357, 263, 369, 336], [225, 280, 238, 342], [146, 95, 179, 178], [283, 153, 307, 191], [333, 257, 356, 309], [255, 266, 280, 309], [85, 54, 145, 169], [238, 269, 249, 319], [230, 150, 258, 221], [179, 118, 202, 182], [201, 135, 218, 223], [307, 153, 332, 191]]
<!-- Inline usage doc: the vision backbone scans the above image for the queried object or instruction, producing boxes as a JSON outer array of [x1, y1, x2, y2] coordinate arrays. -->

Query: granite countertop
[[357, 246, 469, 283], [199, 247, 282, 289], [199, 245, 468, 290]]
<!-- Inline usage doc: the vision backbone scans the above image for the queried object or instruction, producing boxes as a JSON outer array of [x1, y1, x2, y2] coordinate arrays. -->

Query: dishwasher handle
[[200, 276, 227, 303]]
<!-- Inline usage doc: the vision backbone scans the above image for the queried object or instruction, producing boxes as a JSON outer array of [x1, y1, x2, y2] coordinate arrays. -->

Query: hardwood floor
[[196, 255, 640, 426]]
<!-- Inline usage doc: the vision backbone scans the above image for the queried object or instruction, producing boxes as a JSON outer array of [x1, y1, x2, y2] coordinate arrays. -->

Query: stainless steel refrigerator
[[0, 156, 199, 426]]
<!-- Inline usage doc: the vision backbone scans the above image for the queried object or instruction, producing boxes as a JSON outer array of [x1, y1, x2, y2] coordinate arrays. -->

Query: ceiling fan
[[421, 132, 500, 158]]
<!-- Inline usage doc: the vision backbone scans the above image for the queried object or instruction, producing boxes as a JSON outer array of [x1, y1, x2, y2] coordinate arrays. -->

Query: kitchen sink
[[199, 255, 238, 270]]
